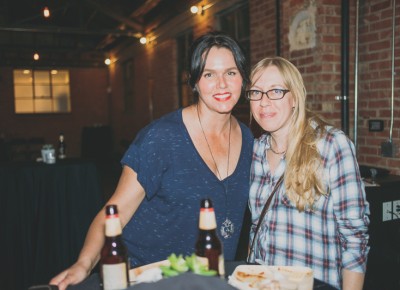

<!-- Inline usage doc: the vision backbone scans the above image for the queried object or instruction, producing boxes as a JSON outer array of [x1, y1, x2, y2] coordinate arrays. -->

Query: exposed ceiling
[[0, 0, 198, 67]]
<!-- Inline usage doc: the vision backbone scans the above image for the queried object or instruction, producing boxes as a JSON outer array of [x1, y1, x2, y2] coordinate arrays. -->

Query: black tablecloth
[[66, 261, 338, 290], [0, 159, 104, 290]]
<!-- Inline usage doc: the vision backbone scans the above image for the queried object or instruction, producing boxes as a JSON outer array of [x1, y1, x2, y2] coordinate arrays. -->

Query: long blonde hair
[[250, 57, 329, 211]]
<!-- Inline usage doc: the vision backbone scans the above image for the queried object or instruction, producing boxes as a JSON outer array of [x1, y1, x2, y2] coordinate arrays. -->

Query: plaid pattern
[[249, 126, 370, 290]]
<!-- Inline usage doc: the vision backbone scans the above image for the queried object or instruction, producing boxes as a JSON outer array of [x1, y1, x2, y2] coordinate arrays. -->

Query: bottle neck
[[199, 208, 217, 230], [105, 214, 122, 237]]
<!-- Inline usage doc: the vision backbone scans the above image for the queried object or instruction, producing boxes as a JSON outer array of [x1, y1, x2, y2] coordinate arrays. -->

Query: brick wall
[[357, 0, 400, 172], [249, 0, 400, 175]]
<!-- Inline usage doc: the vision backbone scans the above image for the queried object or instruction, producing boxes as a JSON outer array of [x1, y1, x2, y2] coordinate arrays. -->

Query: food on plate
[[129, 260, 170, 283], [235, 269, 271, 283], [160, 253, 217, 277], [160, 253, 189, 277], [134, 267, 163, 284], [131, 253, 218, 281], [273, 266, 311, 282], [228, 265, 313, 290], [256, 280, 281, 290], [185, 254, 218, 276], [228, 265, 274, 289]]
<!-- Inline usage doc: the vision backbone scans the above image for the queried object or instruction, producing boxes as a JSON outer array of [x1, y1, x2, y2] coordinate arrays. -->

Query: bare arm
[[50, 166, 145, 290], [342, 269, 365, 290]]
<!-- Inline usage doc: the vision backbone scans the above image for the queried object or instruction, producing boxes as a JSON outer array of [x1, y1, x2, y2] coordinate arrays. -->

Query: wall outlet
[[381, 140, 396, 157], [382, 201, 392, 221], [392, 200, 400, 220]]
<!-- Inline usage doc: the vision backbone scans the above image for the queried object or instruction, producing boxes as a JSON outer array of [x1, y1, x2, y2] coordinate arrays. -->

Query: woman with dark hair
[[188, 32, 249, 100], [50, 31, 253, 290]]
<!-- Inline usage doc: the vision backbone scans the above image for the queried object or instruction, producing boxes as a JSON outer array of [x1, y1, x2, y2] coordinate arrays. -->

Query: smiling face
[[196, 47, 243, 113], [250, 65, 295, 136]]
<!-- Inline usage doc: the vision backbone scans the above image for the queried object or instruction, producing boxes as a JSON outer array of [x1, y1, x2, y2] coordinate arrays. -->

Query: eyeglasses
[[245, 89, 290, 101]]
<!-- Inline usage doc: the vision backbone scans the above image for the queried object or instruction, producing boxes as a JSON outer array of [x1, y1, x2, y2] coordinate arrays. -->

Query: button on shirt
[[249, 126, 370, 290]]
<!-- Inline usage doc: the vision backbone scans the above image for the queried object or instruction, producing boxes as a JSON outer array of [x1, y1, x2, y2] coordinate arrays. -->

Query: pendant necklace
[[268, 135, 286, 155], [197, 105, 234, 239]]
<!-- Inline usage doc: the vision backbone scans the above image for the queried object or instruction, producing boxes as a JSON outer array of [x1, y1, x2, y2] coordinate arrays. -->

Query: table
[[66, 261, 338, 290], [363, 175, 400, 290], [0, 159, 104, 290]]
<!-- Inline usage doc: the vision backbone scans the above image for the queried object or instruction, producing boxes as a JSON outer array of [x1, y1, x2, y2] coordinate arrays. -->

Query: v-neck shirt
[[121, 108, 253, 267]]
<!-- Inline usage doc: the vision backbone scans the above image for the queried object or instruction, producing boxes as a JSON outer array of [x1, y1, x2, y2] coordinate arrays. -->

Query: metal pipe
[[341, 0, 350, 135], [83, 0, 143, 32], [275, 0, 281, 56], [389, 0, 396, 142], [0, 26, 140, 37], [354, 0, 360, 149]]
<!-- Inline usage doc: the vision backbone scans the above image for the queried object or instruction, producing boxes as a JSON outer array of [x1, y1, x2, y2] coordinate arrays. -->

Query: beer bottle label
[[105, 214, 122, 237], [102, 263, 128, 290], [199, 208, 217, 230], [218, 254, 225, 277]]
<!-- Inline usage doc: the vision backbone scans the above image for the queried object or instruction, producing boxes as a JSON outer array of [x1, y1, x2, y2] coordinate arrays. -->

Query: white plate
[[129, 260, 170, 284], [228, 265, 313, 290]]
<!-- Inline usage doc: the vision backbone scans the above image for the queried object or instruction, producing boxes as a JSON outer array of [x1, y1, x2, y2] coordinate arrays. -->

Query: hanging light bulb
[[104, 58, 111, 65], [190, 6, 199, 14], [33, 53, 40, 61], [190, 4, 212, 15], [139, 37, 147, 44], [43, 7, 50, 18]]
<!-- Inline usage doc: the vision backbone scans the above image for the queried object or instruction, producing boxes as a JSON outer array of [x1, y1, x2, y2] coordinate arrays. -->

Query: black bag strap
[[247, 175, 284, 263]]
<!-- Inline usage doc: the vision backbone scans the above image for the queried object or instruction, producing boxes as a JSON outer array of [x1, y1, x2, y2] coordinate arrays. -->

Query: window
[[13, 69, 71, 114], [177, 30, 193, 107], [218, 2, 250, 63], [123, 59, 134, 113], [218, 2, 250, 105]]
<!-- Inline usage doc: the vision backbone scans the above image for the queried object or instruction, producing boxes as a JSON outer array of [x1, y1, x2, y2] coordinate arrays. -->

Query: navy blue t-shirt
[[121, 108, 253, 267]]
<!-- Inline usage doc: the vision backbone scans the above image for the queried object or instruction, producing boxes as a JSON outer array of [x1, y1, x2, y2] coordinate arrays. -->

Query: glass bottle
[[100, 205, 129, 290], [195, 198, 225, 277], [58, 133, 66, 159]]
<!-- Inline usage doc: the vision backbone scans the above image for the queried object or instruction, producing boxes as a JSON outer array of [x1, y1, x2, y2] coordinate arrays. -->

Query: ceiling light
[[190, 3, 213, 15], [139, 37, 147, 44], [43, 7, 50, 18], [104, 58, 111, 65], [33, 53, 40, 61], [190, 6, 200, 14]]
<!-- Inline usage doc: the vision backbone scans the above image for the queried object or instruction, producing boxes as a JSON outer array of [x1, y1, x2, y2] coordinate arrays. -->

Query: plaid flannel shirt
[[249, 126, 370, 290]]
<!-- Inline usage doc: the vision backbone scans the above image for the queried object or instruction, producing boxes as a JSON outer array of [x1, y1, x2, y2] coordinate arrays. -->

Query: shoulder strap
[[247, 175, 284, 263]]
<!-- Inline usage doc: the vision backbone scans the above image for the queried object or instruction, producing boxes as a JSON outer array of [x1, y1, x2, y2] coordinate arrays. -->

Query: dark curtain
[[0, 159, 104, 290]]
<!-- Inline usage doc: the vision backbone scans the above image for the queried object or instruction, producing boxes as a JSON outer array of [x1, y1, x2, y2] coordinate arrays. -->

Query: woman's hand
[[49, 259, 91, 290]]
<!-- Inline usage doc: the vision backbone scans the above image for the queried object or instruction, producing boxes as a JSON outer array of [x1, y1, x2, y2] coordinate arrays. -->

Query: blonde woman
[[247, 57, 369, 290]]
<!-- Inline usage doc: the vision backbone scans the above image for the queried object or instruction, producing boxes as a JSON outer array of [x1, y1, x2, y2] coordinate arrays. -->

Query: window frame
[[176, 29, 193, 108], [122, 59, 135, 114], [13, 68, 71, 114], [217, 2, 250, 105]]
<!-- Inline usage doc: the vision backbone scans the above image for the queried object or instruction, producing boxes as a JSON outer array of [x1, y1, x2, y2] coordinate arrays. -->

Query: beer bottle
[[195, 198, 225, 277], [100, 204, 129, 290], [58, 133, 66, 159]]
